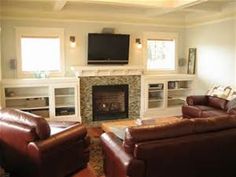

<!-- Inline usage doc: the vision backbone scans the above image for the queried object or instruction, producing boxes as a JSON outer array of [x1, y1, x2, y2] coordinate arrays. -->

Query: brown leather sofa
[[182, 95, 236, 118], [0, 108, 90, 177], [101, 115, 236, 177]]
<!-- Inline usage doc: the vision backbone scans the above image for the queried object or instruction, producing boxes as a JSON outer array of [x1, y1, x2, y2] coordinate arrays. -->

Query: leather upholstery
[[186, 95, 208, 106], [183, 95, 234, 118], [101, 116, 236, 177], [0, 108, 90, 177], [208, 96, 227, 110], [0, 108, 50, 139]]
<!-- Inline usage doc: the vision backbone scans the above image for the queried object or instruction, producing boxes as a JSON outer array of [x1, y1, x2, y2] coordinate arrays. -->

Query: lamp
[[135, 38, 142, 49], [70, 36, 76, 48]]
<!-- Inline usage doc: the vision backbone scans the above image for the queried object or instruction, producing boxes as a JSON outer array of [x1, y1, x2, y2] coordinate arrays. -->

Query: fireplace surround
[[80, 75, 141, 124]]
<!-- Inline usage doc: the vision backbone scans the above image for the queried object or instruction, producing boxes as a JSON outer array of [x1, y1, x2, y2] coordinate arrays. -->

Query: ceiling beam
[[53, 0, 67, 11], [146, 0, 209, 17]]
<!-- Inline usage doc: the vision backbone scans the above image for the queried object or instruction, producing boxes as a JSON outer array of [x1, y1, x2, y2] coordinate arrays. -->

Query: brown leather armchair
[[0, 108, 90, 177]]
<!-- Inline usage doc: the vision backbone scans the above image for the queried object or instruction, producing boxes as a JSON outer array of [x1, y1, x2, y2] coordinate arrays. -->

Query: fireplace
[[92, 84, 128, 121]]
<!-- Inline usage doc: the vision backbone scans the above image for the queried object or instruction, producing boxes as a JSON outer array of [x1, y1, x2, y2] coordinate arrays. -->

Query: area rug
[[88, 127, 104, 177]]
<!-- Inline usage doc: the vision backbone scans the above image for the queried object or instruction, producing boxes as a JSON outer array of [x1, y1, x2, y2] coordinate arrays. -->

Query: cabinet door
[[52, 84, 78, 119], [145, 82, 165, 112]]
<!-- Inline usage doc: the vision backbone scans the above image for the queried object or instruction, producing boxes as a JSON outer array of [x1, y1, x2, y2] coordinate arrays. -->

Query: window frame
[[16, 27, 65, 78], [143, 32, 178, 74]]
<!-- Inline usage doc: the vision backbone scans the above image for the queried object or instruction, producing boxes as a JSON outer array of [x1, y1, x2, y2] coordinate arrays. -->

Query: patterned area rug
[[87, 127, 104, 177]]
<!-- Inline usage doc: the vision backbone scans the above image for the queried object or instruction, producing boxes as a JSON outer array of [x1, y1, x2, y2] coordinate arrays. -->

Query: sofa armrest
[[101, 132, 145, 177], [186, 95, 208, 106], [28, 124, 89, 160]]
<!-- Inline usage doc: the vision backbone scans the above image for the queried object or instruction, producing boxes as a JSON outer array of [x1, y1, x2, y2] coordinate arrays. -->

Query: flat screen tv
[[88, 33, 130, 64]]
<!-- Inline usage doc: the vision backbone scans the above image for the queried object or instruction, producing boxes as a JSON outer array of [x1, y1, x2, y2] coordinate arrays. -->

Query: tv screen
[[88, 33, 130, 64]]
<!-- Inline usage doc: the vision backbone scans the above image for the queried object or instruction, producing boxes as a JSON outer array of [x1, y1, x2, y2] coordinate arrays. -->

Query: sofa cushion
[[208, 96, 227, 110], [124, 115, 236, 154], [202, 109, 229, 118], [191, 115, 235, 133], [182, 105, 202, 118], [123, 119, 192, 153], [0, 108, 50, 139]]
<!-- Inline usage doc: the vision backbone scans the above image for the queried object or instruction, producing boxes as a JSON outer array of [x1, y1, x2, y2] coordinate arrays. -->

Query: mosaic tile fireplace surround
[[80, 75, 141, 124]]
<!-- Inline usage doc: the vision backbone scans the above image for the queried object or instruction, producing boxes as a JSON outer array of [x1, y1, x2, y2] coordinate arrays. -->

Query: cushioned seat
[[202, 110, 229, 117], [195, 105, 215, 111]]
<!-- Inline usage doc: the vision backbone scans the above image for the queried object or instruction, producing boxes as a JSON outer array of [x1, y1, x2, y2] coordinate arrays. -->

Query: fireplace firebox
[[92, 85, 128, 121]]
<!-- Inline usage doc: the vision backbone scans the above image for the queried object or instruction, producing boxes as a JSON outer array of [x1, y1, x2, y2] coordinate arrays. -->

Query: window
[[16, 27, 64, 77], [145, 32, 178, 72], [21, 37, 61, 72]]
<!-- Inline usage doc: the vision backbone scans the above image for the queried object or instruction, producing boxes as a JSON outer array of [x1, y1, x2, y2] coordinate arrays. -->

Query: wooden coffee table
[[102, 116, 181, 133]]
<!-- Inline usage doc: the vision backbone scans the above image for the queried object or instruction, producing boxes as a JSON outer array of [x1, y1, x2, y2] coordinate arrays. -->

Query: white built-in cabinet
[[1, 78, 80, 122], [142, 74, 195, 118]]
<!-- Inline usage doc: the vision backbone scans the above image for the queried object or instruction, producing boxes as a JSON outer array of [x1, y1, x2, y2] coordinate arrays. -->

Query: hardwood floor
[[72, 164, 98, 177]]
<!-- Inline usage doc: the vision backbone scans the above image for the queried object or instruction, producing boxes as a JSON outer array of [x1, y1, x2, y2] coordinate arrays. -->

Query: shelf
[[149, 90, 163, 93], [168, 97, 186, 101], [55, 105, 75, 108], [55, 94, 74, 98], [149, 99, 163, 102], [168, 88, 190, 91], [5, 95, 49, 100], [15, 106, 49, 110]]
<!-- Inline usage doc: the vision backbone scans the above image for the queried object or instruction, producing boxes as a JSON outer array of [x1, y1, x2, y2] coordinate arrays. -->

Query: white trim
[[15, 27, 65, 78], [71, 66, 144, 77], [1, 16, 185, 29], [143, 32, 179, 74]]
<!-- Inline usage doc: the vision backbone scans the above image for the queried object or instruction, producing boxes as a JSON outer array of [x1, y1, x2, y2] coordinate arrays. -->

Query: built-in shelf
[[2, 78, 79, 121], [143, 75, 194, 118]]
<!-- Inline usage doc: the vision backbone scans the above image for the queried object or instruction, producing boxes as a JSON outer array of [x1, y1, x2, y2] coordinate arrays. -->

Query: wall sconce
[[70, 36, 76, 48], [135, 38, 142, 49]]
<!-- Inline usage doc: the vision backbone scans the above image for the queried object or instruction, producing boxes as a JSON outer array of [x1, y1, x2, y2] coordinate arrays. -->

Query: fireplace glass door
[[92, 85, 128, 121]]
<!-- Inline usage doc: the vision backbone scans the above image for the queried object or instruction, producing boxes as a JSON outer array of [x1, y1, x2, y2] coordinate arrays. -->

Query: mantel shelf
[[71, 66, 144, 77]]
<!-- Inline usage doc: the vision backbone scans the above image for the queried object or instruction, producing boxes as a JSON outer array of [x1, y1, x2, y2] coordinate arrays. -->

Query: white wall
[[185, 19, 236, 94], [0, 22, 2, 108], [1, 19, 185, 78]]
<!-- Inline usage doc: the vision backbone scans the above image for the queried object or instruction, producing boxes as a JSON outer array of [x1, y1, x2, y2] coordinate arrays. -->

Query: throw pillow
[[227, 98, 236, 113]]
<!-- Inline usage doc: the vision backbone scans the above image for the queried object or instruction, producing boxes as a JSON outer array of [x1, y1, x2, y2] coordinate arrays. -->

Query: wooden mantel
[[71, 66, 144, 77]]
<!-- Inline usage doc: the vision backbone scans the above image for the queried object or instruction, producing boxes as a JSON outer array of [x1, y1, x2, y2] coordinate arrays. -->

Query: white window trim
[[16, 27, 65, 78], [143, 32, 178, 74]]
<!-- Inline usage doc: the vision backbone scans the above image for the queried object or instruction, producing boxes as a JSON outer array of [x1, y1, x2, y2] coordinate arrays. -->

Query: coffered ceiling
[[0, 0, 236, 26]]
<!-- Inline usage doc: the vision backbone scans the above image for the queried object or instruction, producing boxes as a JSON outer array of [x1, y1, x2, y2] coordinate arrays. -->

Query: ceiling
[[0, 0, 236, 26]]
